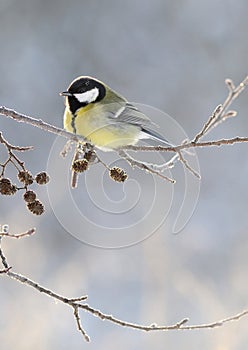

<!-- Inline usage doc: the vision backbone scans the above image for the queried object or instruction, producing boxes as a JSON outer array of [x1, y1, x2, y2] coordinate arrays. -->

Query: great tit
[[60, 76, 171, 151]]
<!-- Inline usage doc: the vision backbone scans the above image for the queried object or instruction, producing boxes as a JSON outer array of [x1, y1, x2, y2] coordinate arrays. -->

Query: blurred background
[[0, 0, 248, 349]]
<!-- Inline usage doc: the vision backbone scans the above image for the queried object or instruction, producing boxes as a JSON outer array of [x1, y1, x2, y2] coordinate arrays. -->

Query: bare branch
[[0, 228, 36, 239], [123, 136, 248, 153], [0, 106, 84, 143], [203, 76, 248, 135], [79, 306, 248, 332], [118, 150, 176, 183], [0, 236, 247, 342], [0, 132, 33, 151], [71, 149, 80, 189], [181, 310, 248, 330], [73, 306, 90, 342], [0, 243, 9, 269], [69, 296, 88, 302], [177, 150, 201, 179], [193, 104, 223, 143], [0, 266, 12, 274]]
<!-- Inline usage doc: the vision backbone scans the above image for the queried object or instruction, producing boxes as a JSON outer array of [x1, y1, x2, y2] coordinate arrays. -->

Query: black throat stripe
[[71, 113, 77, 134]]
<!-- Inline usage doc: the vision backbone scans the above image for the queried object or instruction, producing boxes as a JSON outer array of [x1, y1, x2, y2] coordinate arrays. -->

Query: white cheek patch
[[74, 87, 99, 104]]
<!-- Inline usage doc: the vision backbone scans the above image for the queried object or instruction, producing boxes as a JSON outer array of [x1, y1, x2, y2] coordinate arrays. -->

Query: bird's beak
[[59, 91, 72, 97]]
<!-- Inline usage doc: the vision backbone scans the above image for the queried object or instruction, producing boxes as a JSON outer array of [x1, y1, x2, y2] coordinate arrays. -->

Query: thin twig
[[118, 150, 176, 183], [177, 150, 201, 179], [69, 296, 88, 302], [181, 310, 248, 330], [94, 153, 111, 170], [0, 131, 33, 151], [80, 303, 248, 331], [0, 244, 9, 269], [193, 104, 223, 143], [138, 153, 179, 173], [73, 306, 90, 342], [0, 228, 36, 239], [0, 266, 12, 274], [122, 136, 248, 152], [201, 76, 248, 137], [71, 149, 80, 189], [60, 140, 74, 158]]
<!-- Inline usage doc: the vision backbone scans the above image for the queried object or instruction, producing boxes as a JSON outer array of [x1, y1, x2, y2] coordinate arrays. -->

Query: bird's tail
[[141, 127, 173, 147]]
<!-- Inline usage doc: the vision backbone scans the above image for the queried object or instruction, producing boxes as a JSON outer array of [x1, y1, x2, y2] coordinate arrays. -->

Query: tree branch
[[123, 136, 248, 152], [0, 131, 33, 151], [0, 236, 247, 342], [118, 149, 176, 183], [0, 228, 36, 239], [0, 106, 84, 143]]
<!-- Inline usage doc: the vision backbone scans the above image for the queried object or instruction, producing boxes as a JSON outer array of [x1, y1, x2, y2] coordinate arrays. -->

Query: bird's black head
[[60, 76, 106, 114]]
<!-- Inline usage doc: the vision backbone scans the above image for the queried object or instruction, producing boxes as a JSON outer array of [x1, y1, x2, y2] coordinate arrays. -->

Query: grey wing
[[111, 102, 157, 128], [109, 102, 172, 145]]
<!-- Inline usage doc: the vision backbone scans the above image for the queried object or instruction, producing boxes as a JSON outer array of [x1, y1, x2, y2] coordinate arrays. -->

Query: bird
[[60, 76, 171, 151]]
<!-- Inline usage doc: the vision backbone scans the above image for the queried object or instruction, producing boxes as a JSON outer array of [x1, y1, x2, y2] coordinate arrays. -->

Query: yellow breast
[[63, 106, 139, 150]]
